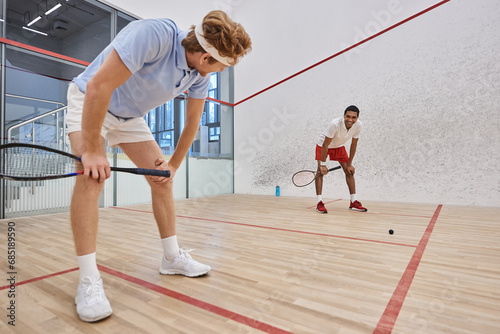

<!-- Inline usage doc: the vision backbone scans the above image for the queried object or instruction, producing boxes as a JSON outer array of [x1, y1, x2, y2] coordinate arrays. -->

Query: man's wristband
[[320, 161, 327, 166]]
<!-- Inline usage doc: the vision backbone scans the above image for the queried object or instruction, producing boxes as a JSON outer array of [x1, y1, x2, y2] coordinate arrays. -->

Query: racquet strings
[[292, 171, 316, 187], [0, 145, 78, 178]]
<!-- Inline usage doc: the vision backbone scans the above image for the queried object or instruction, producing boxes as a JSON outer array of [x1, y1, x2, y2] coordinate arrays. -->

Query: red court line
[[110, 206, 416, 248], [373, 204, 443, 334], [206, 96, 236, 107], [0, 267, 79, 290], [0, 37, 90, 66], [0, 265, 290, 333], [0, 39, 233, 105], [98, 265, 292, 334], [183, 90, 236, 106], [306, 200, 432, 219], [305, 198, 342, 209], [233, 0, 452, 106], [319, 208, 432, 219], [353, 211, 432, 219], [0, 1, 451, 108]]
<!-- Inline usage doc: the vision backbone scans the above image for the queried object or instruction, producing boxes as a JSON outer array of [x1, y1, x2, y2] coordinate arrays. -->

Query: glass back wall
[[0, 0, 235, 218], [6, 0, 111, 62]]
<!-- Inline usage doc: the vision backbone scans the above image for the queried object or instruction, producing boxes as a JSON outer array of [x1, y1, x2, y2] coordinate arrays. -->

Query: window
[[146, 100, 175, 149], [2, 0, 138, 144], [117, 11, 136, 33], [146, 73, 222, 154], [158, 101, 174, 148], [159, 131, 173, 147], [203, 73, 221, 143], [209, 127, 220, 141]]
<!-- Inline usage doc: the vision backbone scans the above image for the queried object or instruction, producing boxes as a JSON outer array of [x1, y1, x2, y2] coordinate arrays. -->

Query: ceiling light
[[22, 26, 48, 36], [45, 3, 62, 15], [27, 15, 42, 27]]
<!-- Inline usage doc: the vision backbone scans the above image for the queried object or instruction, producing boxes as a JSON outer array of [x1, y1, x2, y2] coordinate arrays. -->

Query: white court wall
[[102, 0, 500, 207], [231, 0, 500, 207]]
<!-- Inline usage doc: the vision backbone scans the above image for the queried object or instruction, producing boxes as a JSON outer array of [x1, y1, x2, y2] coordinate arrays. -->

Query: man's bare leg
[[69, 131, 113, 322], [339, 162, 356, 195], [119, 140, 176, 238], [339, 162, 367, 211], [315, 162, 324, 196], [69, 132, 107, 256], [119, 140, 210, 277], [315, 160, 328, 213]]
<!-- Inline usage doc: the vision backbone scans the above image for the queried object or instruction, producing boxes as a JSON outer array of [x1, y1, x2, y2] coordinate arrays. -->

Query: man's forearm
[[81, 85, 113, 153], [168, 98, 205, 168], [348, 144, 357, 165], [169, 119, 199, 168]]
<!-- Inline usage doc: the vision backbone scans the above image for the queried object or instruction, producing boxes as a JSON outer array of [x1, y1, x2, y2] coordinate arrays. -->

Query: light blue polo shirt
[[73, 19, 210, 118]]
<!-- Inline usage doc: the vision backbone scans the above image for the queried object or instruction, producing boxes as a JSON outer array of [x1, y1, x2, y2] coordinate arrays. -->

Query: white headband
[[195, 24, 234, 66]]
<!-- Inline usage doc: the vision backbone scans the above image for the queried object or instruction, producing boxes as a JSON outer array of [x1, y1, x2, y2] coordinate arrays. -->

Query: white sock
[[77, 252, 100, 281], [317, 195, 322, 202], [350, 194, 357, 202], [162, 235, 180, 260]]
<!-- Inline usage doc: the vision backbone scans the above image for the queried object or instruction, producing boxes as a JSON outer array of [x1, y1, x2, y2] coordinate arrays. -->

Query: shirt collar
[[341, 117, 348, 131], [176, 30, 191, 71]]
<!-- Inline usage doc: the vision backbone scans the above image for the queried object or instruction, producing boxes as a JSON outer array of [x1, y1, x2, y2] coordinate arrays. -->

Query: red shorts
[[315, 145, 349, 163]]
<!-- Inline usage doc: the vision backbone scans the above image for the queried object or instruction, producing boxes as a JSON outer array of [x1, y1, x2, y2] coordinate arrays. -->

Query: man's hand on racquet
[[150, 158, 174, 183], [81, 151, 111, 182]]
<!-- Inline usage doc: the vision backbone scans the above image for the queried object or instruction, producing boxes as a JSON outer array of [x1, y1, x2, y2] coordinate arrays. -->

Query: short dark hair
[[344, 105, 359, 115]]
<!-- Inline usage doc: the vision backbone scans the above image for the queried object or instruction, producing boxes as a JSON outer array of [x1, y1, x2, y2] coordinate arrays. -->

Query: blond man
[[66, 11, 251, 322]]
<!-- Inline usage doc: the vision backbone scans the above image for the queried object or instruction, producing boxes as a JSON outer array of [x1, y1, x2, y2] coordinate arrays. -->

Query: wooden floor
[[0, 194, 499, 333]]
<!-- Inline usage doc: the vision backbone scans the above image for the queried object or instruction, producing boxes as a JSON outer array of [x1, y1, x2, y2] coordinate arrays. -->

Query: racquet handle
[[111, 167, 171, 177]]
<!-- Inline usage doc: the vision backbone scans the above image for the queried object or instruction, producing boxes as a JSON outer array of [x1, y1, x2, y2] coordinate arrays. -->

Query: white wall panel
[[232, 0, 500, 206]]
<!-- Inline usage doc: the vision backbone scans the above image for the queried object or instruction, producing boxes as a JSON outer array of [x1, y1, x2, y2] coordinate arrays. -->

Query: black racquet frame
[[292, 166, 342, 187], [0, 143, 171, 181]]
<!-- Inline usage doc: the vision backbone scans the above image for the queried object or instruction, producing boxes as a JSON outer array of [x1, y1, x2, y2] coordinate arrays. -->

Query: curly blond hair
[[182, 10, 252, 66]]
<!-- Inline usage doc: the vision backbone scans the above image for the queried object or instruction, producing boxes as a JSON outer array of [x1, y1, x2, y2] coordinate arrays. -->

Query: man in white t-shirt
[[66, 11, 251, 322], [315, 105, 367, 213]]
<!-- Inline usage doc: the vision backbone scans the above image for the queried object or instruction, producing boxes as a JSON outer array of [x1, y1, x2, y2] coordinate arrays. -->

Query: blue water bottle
[[276, 186, 280, 196]]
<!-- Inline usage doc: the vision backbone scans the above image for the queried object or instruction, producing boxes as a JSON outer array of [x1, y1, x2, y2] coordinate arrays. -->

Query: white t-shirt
[[317, 117, 362, 148]]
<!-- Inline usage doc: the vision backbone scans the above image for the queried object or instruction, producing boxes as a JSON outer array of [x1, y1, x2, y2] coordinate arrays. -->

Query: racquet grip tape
[[137, 169, 171, 177]]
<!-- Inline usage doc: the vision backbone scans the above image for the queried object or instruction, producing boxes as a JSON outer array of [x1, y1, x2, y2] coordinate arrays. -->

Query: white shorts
[[66, 82, 155, 147]]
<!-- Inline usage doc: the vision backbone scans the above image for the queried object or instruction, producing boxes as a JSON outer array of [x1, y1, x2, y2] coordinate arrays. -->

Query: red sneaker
[[316, 201, 328, 214], [349, 200, 367, 212]]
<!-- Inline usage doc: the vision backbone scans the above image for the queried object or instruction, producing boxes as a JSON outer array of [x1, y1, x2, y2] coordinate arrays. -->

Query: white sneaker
[[159, 249, 211, 277], [75, 276, 113, 322]]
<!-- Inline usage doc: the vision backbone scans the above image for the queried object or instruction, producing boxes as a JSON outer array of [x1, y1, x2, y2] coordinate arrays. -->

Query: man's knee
[[75, 176, 105, 196], [148, 178, 173, 192]]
